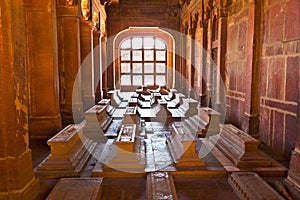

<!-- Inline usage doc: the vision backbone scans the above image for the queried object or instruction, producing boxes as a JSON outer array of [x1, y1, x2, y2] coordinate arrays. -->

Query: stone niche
[[167, 123, 205, 168], [36, 124, 97, 178], [212, 124, 272, 168]]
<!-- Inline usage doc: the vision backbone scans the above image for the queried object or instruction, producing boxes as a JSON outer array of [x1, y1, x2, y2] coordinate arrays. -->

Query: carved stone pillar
[[285, 72, 300, 198], [213, 9, 227, 122], [25, 0, 62, 138], [200, 18, 209, 107], [0, 0, 39, 198], [57, 0, 84, 125], [80, 21, 95, 111], [93, 31, 102, 103], [241, 0, 261, 138], [102, 36, 110, 97]]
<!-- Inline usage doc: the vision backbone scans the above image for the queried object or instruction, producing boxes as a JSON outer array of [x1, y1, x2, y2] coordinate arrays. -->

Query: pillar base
[[213, 102, 226, 123], [284, 150, 300, 199], [0, 149, 40, 200], [0, 178, 39, 200], [199, 94, 208, 107], [241, 113, 259, 138]]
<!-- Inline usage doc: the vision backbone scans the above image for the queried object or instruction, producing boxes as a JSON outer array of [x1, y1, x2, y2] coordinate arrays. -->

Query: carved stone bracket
[[81, 0, 90, 20], [66, 0, 78, 6], [100, 0, 112, 5]]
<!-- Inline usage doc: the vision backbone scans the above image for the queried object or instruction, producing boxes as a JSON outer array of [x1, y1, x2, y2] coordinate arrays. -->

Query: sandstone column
[[81, 21, 95, 111], [57, 0, 84, 125], [214, 8, 227, 121], [0, 0, 39, 198], [241, 0, 261, 138], [93, 31, 102, 103], [25, 0, 62, 138]]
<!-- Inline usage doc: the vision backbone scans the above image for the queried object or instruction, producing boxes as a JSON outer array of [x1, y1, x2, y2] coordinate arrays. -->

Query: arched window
[[119, 37, 167, 87]]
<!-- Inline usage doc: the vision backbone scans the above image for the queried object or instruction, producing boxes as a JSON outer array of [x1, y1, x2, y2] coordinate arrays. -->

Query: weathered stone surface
[[268, 58, 285, 100], [25, 0, 62, 138], [285, 0, 300, 40], [167, 123, 205, 168], [116, 124, 136, 152], [46, 178, 103, 200], [177, 98, 198, 116], [0, 0, 39, 198], [269, 4, 284, 42], [147, 172, 178, 200], [36, 124, 96, 178], [85, 105, 113, 133], [229, 172, 285, 200], [123, 107, 138, 124], [286, 56, 299, 102], [57, 4, 83, 125], [212, 124, 272, 167]]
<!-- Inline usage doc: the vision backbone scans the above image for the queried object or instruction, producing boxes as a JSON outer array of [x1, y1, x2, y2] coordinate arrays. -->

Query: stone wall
[[225, 0, 250, 127], [260, 0, 300, 158], [105, 1, 181, 90]]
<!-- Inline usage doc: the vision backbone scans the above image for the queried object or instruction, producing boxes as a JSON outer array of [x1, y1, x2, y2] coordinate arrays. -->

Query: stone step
[[46, 178, 103, 200], [147, 172, 178, 200]]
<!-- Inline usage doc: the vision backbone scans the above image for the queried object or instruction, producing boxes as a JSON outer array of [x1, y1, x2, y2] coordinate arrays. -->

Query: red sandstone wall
[[105, 1, 180, 89], [225, 0, 249, 127], [225, 0, 299, 159], [260, 0, 300, 158]]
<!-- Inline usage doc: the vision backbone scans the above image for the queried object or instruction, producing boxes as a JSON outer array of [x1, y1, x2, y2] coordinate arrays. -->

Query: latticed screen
[[120, 37, 167, 86]]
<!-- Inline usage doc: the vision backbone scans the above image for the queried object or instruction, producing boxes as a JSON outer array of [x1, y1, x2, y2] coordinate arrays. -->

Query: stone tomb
[[36, 124, 97, 178], [46, 178, 103, 200], [177, 98, 198, 116], [228, 172, 284, 200], [100, 124, 145, 173], [198, 107, 221, 135], [167, 123, 205, 168], [211, 124, 272, 168], [123, 106, 138, 124], [85, 105, 112, 132], [98, 98, 115, 116]]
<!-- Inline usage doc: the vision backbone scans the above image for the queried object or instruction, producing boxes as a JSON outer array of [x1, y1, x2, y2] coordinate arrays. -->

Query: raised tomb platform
[[98, 98, 115, 116], [202, 124, 287, 175], [123, 106, 138, 124], [46, 178, 103, 200], [228, 172, 285, 200], [84, 104, 113, 134], [93, 124, 146, 176], [167, 123, 205, 169], [35, 124, 97, 178], [174, 98, 198, 117], [212, 124, 272, 167]]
